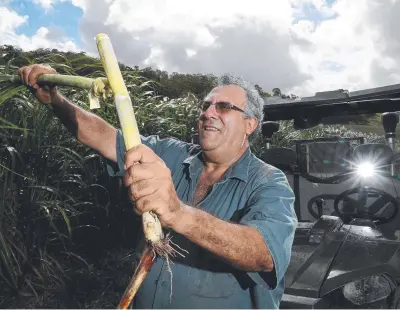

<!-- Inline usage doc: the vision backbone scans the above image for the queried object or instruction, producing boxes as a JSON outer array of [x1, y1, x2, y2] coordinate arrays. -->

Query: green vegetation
[[0, 45, 385, 308]]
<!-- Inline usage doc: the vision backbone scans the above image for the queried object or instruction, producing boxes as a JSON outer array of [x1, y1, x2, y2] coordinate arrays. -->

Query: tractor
[[262, 85, 400, 308]]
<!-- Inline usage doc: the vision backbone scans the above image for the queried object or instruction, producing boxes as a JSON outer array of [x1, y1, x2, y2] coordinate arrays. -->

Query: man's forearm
[[172, 205, 274, 272], [50, 91, 82, 138], [50, 91, 117, 161]]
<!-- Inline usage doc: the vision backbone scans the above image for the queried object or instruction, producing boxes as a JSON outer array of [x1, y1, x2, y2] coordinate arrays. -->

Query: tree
[[272, 87, 281, 97], [255, 84, 270, 98]]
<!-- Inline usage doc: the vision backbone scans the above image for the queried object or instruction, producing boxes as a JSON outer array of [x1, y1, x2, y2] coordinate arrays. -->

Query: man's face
[[197, 85, 254, 155]]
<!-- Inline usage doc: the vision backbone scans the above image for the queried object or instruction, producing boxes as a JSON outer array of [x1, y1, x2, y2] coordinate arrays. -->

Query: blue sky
[[11, 0, 83, 45], [293, 0, 337, 24]]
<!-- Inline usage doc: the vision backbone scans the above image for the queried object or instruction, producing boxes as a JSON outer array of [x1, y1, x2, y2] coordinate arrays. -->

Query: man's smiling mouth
[[203, 126, 220, 131]]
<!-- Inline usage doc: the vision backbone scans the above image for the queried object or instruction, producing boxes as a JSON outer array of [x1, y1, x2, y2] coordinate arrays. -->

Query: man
[[19, 64, 298, 309]]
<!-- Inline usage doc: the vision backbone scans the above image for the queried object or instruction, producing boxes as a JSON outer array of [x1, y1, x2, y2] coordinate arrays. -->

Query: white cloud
[[76, 0, 308, 93], [0, 6, 26, 34], [0, 5, 81, 52], [290, 0, 400, 95], [290, 0, 336, 19], [32, 0, 54, 11], [4, 0, 400, 97], [32, 0, 68, 12], [70, 0, 87, 11], [104, 0, 293, 35], [76, 0, 400, 96]]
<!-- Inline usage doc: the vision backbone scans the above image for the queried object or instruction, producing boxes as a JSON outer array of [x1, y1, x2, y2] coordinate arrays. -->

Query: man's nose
[[202, 103, 218, 118]]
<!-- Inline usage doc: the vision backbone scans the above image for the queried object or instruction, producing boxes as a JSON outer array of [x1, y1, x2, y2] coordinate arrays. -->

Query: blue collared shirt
[[107, 130, 297, 309]]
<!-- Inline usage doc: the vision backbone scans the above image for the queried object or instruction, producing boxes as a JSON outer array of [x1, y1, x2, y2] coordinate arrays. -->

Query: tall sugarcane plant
[[0, 39, 199, 308], [0, 48, 117, 306]]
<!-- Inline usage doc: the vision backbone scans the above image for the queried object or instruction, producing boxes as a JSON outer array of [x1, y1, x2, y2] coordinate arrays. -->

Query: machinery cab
[[262, 87, 400, 309], [260, 121, 297, 172], [261, 112, 400, 231]]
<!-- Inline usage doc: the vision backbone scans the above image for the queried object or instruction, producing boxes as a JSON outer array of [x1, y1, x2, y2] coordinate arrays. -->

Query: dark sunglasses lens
[[215, 102, 231, 112], [199, 101, 211, 111], [198, 101, 233, 113]]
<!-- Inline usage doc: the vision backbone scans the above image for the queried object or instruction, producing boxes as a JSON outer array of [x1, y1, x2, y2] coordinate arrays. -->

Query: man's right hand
[[18, 64, 58, 105]]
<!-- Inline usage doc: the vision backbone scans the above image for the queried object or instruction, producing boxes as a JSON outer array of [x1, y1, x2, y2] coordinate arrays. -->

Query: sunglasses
[[198, 101, 245, 114]]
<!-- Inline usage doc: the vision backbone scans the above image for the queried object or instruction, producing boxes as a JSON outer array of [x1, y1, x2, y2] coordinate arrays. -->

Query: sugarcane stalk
[[37, 74, 101, 89], [94, 33, 162, 240], [95, 33, 185, 310], [117, 247, 156, 309], [0, 74, 107, 90], [0, 74, 110, 109]]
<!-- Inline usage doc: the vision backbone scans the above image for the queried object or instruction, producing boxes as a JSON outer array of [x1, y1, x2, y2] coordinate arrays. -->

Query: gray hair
[[214, 74, 265, 143]]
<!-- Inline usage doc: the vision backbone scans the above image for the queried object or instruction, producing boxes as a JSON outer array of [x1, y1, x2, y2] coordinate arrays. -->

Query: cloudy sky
[[0, 0, 399, 96]]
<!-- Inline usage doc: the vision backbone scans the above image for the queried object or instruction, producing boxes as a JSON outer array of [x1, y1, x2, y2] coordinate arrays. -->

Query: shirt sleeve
[[239, 168, 298, 289]]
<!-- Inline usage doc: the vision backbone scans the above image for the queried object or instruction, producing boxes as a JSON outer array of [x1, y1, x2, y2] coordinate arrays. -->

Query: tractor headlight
[[356, 162, 376, 178], [343, 274, 396, 306]]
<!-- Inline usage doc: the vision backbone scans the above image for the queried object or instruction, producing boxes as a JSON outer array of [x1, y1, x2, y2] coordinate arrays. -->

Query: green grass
[[0, 48, 201, 308], [347, 123, 400, 136], [345, 114, 400, 143]]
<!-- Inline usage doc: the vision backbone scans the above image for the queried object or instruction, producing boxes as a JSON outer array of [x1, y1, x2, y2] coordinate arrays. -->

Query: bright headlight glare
[[356, 162, 375, 178]]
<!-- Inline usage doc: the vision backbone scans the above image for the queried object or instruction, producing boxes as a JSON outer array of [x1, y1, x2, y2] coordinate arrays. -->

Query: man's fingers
[[19, 67, 32, 86], [123, 161, 170, 186], [42, 64, 56, 73], [124, 144, 164, 168], [128, 179, 159, 201], [134, 197, 162, 215], [18, 65, 56, 89], [28, 67, 46, 89], [123, 163, 153, 186], [17, 68, 23, 84]]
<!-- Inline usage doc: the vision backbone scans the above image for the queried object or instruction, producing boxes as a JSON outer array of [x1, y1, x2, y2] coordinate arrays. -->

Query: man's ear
[[246, 118, 258, 136]]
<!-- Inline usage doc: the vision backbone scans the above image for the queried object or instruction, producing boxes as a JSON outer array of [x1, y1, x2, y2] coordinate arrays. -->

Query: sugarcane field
[[2, 1, 400, 309]]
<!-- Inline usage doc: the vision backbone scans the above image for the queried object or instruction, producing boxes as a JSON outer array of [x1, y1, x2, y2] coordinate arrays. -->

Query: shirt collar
[[182, 147, 252, 183]]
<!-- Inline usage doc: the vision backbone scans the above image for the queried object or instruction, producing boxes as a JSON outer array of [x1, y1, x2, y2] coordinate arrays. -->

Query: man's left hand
[[123, 144, 183, 228]]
